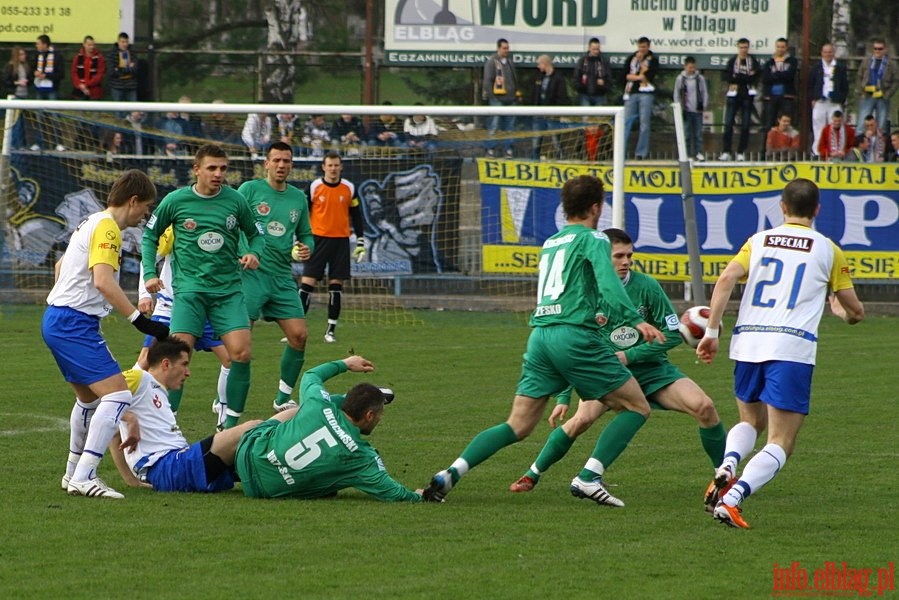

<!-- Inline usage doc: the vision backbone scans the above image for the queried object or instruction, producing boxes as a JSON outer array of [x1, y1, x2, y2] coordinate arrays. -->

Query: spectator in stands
[[808, 43, 848, 157], [817, 110, 854, 162], [3, 46, 30, 149], [241, 112, 272, 157], [673, 56, 709, 161], [276, 113, 298, 147], [100, 130, 128, 155], [106, 32, 138, 111], [124, 110, 151, 155], [403, 104, 440, 153], [33, 34, 64, 100], [529, 54, 569, 159], [177, 96, 204, 138], [367, 102, 405, 148], [71, 35, 104, 100], [483, 38, 520, 157], [760, 38, 798, 135], [203, 99, 242, 145], [579, 121, 609, 161], [765, 114, 800, 160], [302, 114, 331, 157], [844, 135, 871, 163], [573, 38, 611, 107], [858, 114, 887, 162], [622, 37, 659, 160], [719, 38, 760, 162], [157, 111, 185, 156], [889, 130, 899, 162], [330, 114, 365, 155], [855, 37, 898, 135]]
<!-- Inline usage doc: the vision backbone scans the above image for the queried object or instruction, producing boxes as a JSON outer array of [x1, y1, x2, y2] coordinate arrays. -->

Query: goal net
[[0, 100, 625, 326]]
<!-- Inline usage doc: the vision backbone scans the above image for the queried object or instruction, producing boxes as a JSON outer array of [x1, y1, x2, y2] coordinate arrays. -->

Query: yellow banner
[[0, 1, 121, 44], [484, 248, 898, 280]]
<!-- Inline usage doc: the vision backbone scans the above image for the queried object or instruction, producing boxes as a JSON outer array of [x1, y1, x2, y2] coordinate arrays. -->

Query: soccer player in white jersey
[[109, 337, 262, 493], [696, 178, 864, 528], [42, 169, 170, 499], [136, 225, 232, 428]]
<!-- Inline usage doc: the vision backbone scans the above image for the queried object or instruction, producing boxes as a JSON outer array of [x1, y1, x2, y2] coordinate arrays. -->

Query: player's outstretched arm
[[343, 355, 375, 373], [696, 259, 744, 364]]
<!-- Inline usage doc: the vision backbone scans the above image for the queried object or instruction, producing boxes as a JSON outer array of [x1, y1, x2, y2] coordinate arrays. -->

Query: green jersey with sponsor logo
[[237, 179, 314, 278], [602, 270, 682, 364], [530, 224, 642, 330], [141, 185, 265, 294], [235, 360, 421, 502]]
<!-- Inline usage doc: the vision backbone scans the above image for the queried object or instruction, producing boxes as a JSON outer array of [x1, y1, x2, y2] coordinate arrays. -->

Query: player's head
[[108, 169, 157, 227], [146, 337, 192, 391], [341, 383, 387, 435], [322, 151, 342, 182], [193, 144, 229, 194], [265, 141, 293, 184], [603, 228, 634, 280], [560, 175, 604, 222], [781, 178, 820, 220]]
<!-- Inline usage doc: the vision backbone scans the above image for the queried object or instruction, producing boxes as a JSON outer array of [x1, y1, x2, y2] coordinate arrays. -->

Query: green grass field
[[1, 305, 896, 599]]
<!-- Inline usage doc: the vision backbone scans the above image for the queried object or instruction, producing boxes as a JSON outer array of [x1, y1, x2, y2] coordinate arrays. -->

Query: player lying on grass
[[509, 228, 727, 507]]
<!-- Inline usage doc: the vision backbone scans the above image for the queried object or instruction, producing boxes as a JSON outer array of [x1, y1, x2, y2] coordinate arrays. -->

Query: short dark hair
[[107, 169, 156, 207], [782, 179, 819, 219], [603, 228, 633, 246], [561, 175, 604, 220], [588, 37, 599, 45], [737, 38, 750, 46], [776, 37, 788, 44], [146, 337, 192, 368], [871, 37, 885, 46], [637, 36, 650, 45], [832, 110, 843, 118], [83, 35, 94, 43], [118, 32, 130, 41], [854, 136, 869, 148], [37, 35, 50, 46], [323, 150, 341, 164], [864, 114, 876, 122], [497, 38, 508, 48], [267, 140, 293, 156], [195, 144, 227, 164], [684, 56, 696, 65], [341, 383, 385, 421]]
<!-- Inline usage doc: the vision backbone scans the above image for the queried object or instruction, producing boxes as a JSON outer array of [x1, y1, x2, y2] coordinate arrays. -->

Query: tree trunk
[[262, 0, 308, 103], [831, 0, 852, 58]]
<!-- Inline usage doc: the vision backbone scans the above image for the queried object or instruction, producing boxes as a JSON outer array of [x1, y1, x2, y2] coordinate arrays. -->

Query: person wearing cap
[[234, 355, 435, 502]]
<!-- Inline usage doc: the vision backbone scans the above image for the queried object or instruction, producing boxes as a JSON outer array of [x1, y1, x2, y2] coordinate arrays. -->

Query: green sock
[[167, 387, 184, 413], [578, 410, 646, 480], [699, 421, 727, 467], [533, 426, 576, 475], [275, 346, 305, 405], [223, 360, 251, 429], [458, 423, 519, 472]]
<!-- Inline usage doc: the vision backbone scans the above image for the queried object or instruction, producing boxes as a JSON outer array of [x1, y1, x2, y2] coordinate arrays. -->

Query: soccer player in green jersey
[[235, 355, 432, 502], [142, 144, 265, 429], [423, 175, 665, 505], [509, 228, 727, 504], [236, 141, 314, 413]]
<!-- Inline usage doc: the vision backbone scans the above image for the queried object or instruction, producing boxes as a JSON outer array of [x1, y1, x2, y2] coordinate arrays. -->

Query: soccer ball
[[678, 306, 718, 348]]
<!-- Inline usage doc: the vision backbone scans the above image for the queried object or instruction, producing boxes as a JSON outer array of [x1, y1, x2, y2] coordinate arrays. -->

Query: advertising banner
[[480, 160, 899, 280], [385, 0, 788, 68]]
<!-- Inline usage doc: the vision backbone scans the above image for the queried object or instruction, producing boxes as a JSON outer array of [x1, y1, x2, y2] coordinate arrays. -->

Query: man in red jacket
[[71, 35, 105, 100]]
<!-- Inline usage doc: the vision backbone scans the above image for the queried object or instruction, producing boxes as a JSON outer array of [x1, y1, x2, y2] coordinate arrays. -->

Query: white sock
[[450, 458, 469, 478], [721, 421, 758, 471], [581, 458, 605, 479], [67, 398, 100, 477], [72, 390, 132, 481], [217, 366, 230, 406], [724, 443, 787, 507]]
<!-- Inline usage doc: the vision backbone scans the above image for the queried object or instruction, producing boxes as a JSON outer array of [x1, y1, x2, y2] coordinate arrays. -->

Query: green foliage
[[397, 69, 473, 105], [1, 305, 897, 598]]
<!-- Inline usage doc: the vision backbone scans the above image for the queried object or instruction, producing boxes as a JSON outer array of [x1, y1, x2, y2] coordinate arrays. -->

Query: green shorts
[[243, 270, 305, 322], [516, 325, 632, 401], [171, 291, 250, 338], [234, 418, 280, 498], [627, 360, 685, 405]]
